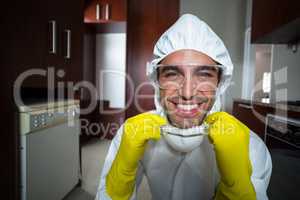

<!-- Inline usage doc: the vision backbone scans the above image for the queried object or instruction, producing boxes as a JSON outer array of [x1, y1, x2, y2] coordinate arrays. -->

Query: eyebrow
[[194, 65, 219, 72], [158, 65, 220, 76], [159, 65, 181, 74]]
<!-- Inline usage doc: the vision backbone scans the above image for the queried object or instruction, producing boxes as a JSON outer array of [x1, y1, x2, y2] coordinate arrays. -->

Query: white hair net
[[147, 14, 233, 115]]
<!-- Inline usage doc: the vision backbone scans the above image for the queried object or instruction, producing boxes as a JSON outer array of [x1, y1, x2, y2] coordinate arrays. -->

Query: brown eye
[[163, 71, 179, 78], [195, 70, 215, 78], [198, 71, 213, 77], [161, 70, 181, 81]]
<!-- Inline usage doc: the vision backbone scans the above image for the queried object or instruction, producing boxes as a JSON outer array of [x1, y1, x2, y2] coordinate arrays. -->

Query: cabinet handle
[[64, 29, 71, 59], [238, 103, 252, 109], [49, 20, 57, 54], [104, 4, 110, 20], [96, 3, 100, 20]]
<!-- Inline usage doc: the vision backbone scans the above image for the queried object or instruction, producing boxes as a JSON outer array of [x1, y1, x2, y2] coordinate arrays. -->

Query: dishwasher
[[18, 100, 80, 200]]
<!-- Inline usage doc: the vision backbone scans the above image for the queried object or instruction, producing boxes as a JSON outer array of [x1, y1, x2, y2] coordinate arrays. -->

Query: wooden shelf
[[84, 21, 126, 33]]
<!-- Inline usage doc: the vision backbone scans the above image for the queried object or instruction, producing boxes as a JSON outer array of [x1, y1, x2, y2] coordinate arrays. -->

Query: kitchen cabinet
[[233, 100, 272, 138], [10, 0, 85, 88], [1, 1, 84, 199], [251, 0, 300, 43], [233, 99, 300, 139], [84, 0, 127, 23], [58, 0, 85, 83]]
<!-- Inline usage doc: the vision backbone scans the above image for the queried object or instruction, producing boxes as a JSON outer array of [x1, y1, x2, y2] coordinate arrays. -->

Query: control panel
[[20, 104, 79, 135]]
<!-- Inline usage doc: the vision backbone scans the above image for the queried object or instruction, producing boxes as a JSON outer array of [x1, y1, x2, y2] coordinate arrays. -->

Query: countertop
[[17, 99, 80, 113], [234, 98, 300, 113]]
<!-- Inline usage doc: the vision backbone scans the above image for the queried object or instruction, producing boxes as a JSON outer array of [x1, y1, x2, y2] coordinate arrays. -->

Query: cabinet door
[[6, 1, 50, 88], [232, 101, 273, 138], [110, 0, 127, 21], [59, 0, 84, 84], [2, 1, 52, 199], [40, 0, 84, 87]]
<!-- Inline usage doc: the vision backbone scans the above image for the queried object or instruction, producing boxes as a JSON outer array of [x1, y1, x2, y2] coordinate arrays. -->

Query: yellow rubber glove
[[106, 113, 166, 200], [205, 112, 256, 200]]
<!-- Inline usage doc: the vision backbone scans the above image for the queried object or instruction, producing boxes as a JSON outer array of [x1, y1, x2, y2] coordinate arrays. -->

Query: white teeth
[[177, 104, 198, 110]]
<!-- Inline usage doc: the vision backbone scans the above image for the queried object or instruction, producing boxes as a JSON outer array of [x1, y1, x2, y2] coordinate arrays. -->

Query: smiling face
[[158, 49, 220, 128]]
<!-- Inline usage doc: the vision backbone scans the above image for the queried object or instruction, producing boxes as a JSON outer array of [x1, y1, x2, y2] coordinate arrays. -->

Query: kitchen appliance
[[264, 114, 300, 199], [18, 100, 80, 200], [265, 114, 300, 149]]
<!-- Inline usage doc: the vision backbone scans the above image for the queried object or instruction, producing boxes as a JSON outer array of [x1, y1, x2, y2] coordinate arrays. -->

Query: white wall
[[180, 0, 247, 112], [253, 45, 271, 101], [245, 0, 253, 29], [241, 0, 256, 100], [241, 27, 256, 100], [270, 44, 300, 103], [96, 33, 127, 108]]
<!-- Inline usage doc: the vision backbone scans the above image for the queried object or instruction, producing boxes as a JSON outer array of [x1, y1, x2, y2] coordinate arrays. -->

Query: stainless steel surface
[[96, 4, 100, 20], [104, 4, 110, 20], [49, 20, 57, 54], [65, 29, 71, 59], [265, 114, 300, 149], [19, 101, 80, 200], [18, 99, 80, 113]]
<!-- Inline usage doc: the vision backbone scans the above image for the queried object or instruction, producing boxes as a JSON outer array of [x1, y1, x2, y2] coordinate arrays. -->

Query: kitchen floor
[[267, 149, 300, 200], [64, 138, 152, 200]]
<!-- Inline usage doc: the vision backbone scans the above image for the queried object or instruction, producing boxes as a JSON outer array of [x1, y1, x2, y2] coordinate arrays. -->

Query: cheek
[[197, 80, 219, 92], [196, 91, 216, 110], [159, 90, 176, 108], [205, 94, 217, 110]]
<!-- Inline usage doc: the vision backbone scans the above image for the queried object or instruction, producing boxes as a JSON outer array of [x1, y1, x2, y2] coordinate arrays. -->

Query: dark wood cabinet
[[233, 99, 300, 139], [84, 0, 127, 23], [233, 100, 273, 138], [1, 1, 84, 199], [1, 0, 180, 197], [8, 0, 85, 88], [58, 0, 85, 83], [251, 0, 300, 43]]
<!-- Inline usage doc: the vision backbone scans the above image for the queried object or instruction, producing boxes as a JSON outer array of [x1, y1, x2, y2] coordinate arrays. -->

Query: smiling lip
[[173, 103, 201, 118], [167, 96, 208, 118]]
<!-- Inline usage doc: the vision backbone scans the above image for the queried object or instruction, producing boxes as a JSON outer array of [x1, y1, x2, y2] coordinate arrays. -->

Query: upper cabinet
[[251, 0, 300, 44], [7, 0, 85, 88], [84, 0, 127, 23], [45, 0, 85, 83]]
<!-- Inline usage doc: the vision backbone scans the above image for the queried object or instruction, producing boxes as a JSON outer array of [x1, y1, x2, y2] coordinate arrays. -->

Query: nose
[[179, 77, 195, 100]]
